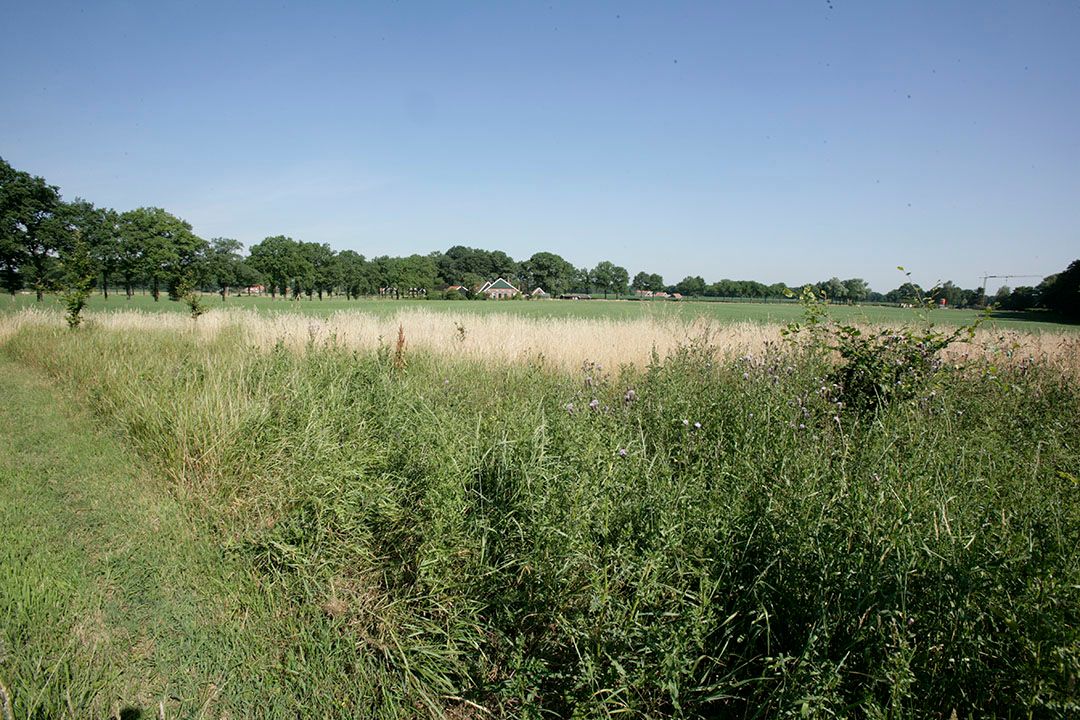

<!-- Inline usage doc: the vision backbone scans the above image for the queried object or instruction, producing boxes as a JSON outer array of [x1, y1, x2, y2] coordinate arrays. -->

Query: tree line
[[2, 157, 1076, 317]]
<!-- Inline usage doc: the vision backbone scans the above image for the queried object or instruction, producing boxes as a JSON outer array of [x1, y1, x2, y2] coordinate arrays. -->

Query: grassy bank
[[2, 312, 1078, 717], [0, 358, 439, 718]]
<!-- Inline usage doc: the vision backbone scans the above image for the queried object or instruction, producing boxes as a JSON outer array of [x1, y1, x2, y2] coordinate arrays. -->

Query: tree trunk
[[151, 276, 160, 301], [220, 286, 227, 302]]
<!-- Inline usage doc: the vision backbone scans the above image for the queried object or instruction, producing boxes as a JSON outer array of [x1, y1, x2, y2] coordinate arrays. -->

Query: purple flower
[[618, 448, 627, 458], [623, 388, 636, 404], [565, 402, 575, 414], [588, 398, 600, 411]]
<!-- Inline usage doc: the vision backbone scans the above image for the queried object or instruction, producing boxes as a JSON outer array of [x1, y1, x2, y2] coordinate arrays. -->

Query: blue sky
[[2, 1, 1078, 292]]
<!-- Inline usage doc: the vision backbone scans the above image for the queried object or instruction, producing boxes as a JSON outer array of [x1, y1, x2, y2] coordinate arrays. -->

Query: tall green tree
[[1039, 259, 1080, 319], [391, 254, 439, 295], [591, 261, 630, 298], [632, 271, 665, 293], [56, 199, 112, 295], [93, 209, 123, 299], [0, 157, 63, 300], [818, 277, 849, 302], [842, 278, 870, 303], [0, 159, 26, 296], [885, 282, 923, 304], [929, 281, 963, 308], [592, 261, 615, 298], [248, 235, 301, 299], [299, 241, 338, 300], [675, 275, 706, 296], [523, 252, 576, 295], [611, 265, 629, 296], [206, 238, 245, 301], [119, 207, 205, 301], [338, 250, 377, 299]]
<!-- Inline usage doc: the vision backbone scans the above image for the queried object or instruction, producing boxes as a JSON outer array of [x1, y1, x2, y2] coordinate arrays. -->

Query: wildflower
[[618, 448, 627, 458], [693, 421, 702, 429], [584, 375, 593, 387], [682, 418, 690, 426], [588, 398, 599, 411], [624, 388, 636, 404], [743, 372, 750, 380], [798, 423, 806, 430], [565, 402, 575, 414]]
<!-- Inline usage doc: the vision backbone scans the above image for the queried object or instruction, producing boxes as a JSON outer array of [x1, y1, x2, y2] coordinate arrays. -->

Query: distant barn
[[479, 278, 520, 299]]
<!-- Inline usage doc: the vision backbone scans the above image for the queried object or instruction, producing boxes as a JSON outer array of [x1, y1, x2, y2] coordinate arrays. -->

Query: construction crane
[[980, 274, 1042, 306]]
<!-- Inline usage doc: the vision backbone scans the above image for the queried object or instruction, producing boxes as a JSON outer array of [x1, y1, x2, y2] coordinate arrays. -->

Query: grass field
[[1, 302, 1078, 717], [2, 291, 1076, 333]]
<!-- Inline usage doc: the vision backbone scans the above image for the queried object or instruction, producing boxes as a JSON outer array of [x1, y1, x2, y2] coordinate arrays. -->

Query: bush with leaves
[[60, 235, 95, 328], [175, 275, 205, 320], [783, 275, 978, 413]]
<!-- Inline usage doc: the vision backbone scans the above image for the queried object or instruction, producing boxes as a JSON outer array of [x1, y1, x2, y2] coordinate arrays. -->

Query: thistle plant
[[784, 271, 979, 413]]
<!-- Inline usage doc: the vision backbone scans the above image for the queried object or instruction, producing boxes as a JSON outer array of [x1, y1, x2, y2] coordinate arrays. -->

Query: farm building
[[479, 278, 520, 299], [530, 288, 550, 298]]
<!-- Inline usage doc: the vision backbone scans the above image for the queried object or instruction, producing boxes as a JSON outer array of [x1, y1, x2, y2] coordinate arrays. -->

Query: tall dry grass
[[2, 306, 1078, 376]]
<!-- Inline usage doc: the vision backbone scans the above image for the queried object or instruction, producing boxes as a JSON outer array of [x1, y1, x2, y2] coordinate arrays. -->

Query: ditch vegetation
[[1, 305, 1077, 718]]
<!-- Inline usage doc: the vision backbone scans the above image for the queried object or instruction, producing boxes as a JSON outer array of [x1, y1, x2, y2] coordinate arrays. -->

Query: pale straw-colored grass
[[2, 307, 1077, 375]]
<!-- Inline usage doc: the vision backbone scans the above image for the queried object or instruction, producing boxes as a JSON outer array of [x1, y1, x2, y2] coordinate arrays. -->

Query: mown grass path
[[0, 359, 307, 719]]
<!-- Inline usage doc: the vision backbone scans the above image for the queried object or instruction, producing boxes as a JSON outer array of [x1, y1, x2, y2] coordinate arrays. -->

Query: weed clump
[[783, 283, 977, 414]]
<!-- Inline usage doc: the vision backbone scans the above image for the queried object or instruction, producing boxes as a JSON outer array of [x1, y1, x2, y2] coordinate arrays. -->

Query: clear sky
[[2, 1, 1077, 293]]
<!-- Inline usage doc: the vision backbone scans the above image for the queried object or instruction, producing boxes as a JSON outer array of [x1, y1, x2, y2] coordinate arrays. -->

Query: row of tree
[[2, 157, 1077, 318]]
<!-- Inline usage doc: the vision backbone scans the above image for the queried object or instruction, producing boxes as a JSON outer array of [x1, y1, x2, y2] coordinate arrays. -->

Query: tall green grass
[[3, 319, 1077, 718]]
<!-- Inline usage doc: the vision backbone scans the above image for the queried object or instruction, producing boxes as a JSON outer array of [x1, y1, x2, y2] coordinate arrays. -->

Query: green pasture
[[3, 291, 1075, 332]]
